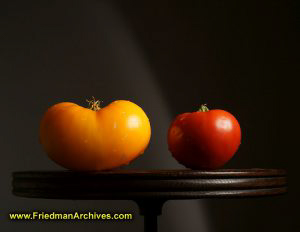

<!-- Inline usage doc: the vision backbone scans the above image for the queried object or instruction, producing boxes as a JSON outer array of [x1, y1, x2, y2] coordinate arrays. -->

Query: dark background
[[1, 0, 297, 231]]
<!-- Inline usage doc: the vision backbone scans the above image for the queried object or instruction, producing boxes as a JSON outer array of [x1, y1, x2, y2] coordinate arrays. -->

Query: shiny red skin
[[168, 110, 241, 170]]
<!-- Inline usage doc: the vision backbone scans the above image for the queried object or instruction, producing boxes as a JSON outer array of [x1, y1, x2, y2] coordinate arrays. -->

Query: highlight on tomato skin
[[39, 98, 151, 171], [167, 104, 241, 170]]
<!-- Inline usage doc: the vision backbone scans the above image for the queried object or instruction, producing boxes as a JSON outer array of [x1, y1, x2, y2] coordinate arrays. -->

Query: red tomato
[[168, 105, 241, 170]]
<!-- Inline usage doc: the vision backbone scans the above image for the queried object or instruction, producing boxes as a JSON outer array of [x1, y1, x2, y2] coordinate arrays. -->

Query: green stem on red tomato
[[198, 104, 209, 112]]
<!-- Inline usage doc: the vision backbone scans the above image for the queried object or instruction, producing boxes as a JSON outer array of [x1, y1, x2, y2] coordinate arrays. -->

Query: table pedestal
[[135, 199, 165, 232]]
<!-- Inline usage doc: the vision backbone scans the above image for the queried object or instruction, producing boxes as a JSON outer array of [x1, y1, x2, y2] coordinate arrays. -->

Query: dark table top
[[12, 169, 287, 200]]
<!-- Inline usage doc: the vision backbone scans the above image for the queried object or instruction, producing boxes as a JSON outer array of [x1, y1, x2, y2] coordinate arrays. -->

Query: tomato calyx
[[198, 104, 209, 112], [86, 96, 101, 111]]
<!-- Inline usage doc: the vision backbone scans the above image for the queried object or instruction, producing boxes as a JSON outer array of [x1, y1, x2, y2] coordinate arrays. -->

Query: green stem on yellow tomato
[[86, 96, 101, 111]]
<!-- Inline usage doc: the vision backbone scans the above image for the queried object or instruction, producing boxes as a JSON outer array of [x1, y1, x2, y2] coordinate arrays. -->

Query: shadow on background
[[116, 1, 296, 231]]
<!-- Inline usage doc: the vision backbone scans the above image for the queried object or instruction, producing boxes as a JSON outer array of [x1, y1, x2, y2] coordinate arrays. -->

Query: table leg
[[135, 199, 166, 232], [144, 212, 157, 232]]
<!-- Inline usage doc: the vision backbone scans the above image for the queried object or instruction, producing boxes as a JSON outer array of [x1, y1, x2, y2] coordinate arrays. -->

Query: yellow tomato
[[39, 99, 151, 171]]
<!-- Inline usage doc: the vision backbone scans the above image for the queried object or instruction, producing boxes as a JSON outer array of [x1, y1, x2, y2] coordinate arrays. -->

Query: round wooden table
[[12, 169, 287, 232]]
